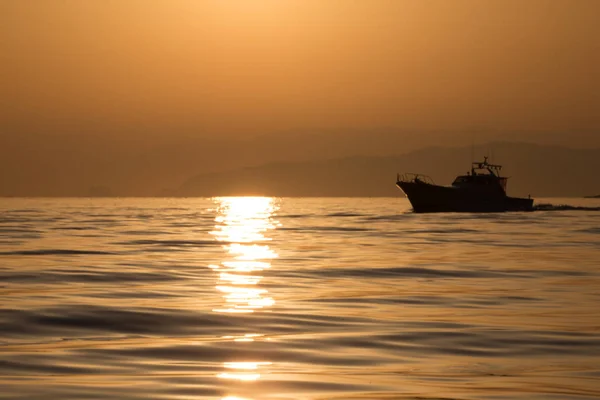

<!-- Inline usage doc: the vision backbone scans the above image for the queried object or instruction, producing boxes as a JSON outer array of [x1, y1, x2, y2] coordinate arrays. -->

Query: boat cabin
[[451, 157, 508, 193]]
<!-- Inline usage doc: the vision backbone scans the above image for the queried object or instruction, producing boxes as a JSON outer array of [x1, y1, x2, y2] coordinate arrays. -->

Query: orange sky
[[2, 0, 599, 140]]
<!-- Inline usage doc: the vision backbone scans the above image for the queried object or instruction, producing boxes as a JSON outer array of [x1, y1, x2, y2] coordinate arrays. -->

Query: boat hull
[[397, 181, 534, 213]]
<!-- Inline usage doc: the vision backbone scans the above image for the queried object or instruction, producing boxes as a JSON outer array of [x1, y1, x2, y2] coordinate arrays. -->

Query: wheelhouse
[[451, 157, 508, 192]]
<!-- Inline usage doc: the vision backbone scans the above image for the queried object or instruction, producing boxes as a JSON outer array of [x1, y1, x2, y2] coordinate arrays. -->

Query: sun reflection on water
[[210, 197, 278, 397], [210, 197, 278, 314], [222, 397, 253, 400]]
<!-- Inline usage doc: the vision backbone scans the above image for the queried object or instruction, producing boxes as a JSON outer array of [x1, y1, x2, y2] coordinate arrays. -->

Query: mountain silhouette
[[176, 142, 600, 197]]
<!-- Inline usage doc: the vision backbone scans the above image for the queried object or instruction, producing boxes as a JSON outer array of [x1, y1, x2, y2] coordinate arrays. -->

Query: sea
[[1, 197, 600, 400]]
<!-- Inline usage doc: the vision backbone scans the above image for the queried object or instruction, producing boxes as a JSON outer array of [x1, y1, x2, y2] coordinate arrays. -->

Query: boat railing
[[396, 173, 435, 185]]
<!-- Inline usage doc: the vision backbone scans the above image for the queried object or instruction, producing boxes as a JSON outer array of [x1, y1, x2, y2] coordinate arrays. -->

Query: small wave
[[79, 218, 119, 223], [1, 249, 113, 256], [577, 227, 600, 234], [276, 213, 314, 219], [0, 359, 104, 376], [0, 306, 352, 337], [363, 214, 408, 221], [0, 240, 24, 246], [534, 203, 600, 211], [115, 239, 219, 247], [0, 217, 31, 224], [297, 266, 510, 279], [325, 212, 366, 217], [168, 223, 202, 228], [0, 306, 234, 337], [133, 213, 154, 219], [4, 209, 42, 214], [280, 226, 372, 232], [0, 227, 42, 234], [52, 226, 92, 231], [120, 230, 172, 236], [406, 228, 479, 234], [0, 271, 181, 283]]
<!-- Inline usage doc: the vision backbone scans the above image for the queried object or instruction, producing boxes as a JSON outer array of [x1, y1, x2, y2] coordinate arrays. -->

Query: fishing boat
[[396, 157, 534, 212]]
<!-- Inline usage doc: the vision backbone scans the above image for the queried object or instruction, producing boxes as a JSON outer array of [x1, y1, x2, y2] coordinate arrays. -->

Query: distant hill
[[0, 129, 507, 197], [176, 142, 600, 197], [2, 130, 598, 197]]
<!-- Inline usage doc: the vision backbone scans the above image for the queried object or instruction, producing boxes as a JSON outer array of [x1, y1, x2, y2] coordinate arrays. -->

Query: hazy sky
[[1, 0, 600, 196], [2, 0, 599, 139]]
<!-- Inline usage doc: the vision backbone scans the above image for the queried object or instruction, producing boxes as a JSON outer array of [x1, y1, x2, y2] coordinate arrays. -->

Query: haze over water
[[1, 197, 600, 399]]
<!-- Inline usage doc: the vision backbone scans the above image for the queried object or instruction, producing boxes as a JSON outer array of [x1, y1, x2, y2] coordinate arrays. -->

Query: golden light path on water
[[209, 197, 279, 399]]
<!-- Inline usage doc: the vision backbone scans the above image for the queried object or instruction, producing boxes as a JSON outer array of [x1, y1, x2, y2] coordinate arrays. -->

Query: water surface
[[1, 197, 600, 399]]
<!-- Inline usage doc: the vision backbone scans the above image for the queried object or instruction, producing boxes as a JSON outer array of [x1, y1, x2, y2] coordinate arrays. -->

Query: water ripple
[[1, 197, 599, 400]]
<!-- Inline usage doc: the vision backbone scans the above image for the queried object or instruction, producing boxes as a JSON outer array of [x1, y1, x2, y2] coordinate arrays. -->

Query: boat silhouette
[[396, 157, 534, 213]]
